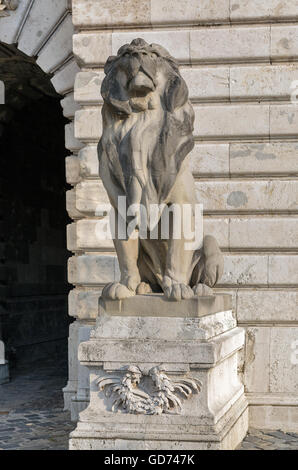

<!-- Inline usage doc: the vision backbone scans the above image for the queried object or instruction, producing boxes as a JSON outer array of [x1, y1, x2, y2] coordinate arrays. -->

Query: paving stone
[[267, 430, 297, 440]]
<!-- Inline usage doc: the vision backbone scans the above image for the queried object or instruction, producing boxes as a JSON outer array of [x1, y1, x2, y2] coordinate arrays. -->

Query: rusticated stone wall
[[67, 0, 298, 430]]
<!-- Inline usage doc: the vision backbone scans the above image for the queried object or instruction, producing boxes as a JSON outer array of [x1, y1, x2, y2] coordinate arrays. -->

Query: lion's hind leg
[[192, 283, 214, 296], [191, 235, 224, 297]]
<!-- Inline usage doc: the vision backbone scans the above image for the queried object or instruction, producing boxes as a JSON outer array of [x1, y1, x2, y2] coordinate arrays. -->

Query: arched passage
[[0, 2, 78, 382], [0, 42, 71, 367]]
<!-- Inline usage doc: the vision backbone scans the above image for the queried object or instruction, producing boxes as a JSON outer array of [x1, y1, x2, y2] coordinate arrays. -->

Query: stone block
[[66, 156, 81, 185], [204, 217, 229, 248], [76, 219, 114, 251], [66, 189, 85, 220], [194, 105, 269, 139], [220, 255, 268, 286], [36, 13, 74, 73], [229, 217, 298, 249], [72, 0, 231, 28], [190, 27, 270, 63], [112, 30, 190, 63], [230, 142, 298, 175], [230, 0, 298, 21], [78, 145, 99, 178], [249, 404, 298, 432], [73, 33, 112, 67], [74, 107, 102, 141], [99, 293, 232, 319], [151, 0, 229, 24], [243, 327, 270, 393], [182, 67, 229, 101], [68, 256, 78, 285], [61, 93, 81, 119], [271, 25, 298, 60], [18, 0, 68, 56], [68, 254, 119, 286], [270, 327, 298, 393], [72, 0, 151, 27], [230, 65, 298, 100], [63, 321, 80, 411], [236, 289, 298, 324], [51, 60, 80, 94], [270, 105, 298, 136], [69, 288, 102, 320], [71, 325, 93, 421], [67, 223, 78, 252], [65, 122, 84, 152], [74, 71, 105, 104], [75, 181, 109, 214], [195, 180, 298, 212], [268, 255, 298, 285], [230, 0, 271, 21], [0, 0, 31, 44], [189, 144, 229, 175]]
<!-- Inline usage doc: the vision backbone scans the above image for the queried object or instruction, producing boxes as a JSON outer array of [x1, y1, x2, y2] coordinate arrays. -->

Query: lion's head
[[101, 37, 191, 116]]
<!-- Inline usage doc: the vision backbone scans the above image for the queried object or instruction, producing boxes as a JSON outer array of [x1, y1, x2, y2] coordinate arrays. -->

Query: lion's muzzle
[[128, 71, 155, 97]]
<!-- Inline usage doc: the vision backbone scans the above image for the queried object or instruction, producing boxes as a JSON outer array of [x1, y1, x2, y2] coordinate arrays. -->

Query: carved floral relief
[[97, 365, 202, 415]]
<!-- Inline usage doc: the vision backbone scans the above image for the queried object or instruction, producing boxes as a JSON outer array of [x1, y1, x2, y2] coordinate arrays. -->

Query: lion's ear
[[163, 73, 188, 112], [104, 55, 117, 74]]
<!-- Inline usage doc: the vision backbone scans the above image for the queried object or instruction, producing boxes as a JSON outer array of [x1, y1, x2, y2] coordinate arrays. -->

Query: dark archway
[[0, 42, 71, 368]]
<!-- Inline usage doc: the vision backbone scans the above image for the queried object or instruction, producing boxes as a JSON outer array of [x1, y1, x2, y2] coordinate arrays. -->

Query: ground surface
[[0, 361, 297, 450], [0, 359, 75, 450]]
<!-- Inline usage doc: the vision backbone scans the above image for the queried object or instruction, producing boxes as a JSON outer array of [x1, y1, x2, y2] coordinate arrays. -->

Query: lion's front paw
[[102, 282, 136, 300], [162, 276, 194, 301], [193, 283, 214, 296]]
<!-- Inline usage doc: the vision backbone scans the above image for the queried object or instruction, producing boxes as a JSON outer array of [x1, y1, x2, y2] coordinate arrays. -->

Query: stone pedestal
[[70, 294, 248, 450]]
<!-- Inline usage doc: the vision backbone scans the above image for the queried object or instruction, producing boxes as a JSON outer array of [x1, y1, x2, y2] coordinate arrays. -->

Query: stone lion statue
[[98, 38, 223, 300]]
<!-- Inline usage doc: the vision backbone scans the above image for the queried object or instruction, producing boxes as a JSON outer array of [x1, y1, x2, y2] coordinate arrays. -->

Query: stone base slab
[[99, 293, 232, 318], [70, 395, 248, 450]]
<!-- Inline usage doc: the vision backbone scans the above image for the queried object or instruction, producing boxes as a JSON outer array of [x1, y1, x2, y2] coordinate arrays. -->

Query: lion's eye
[[123, 52, 130, 57]]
